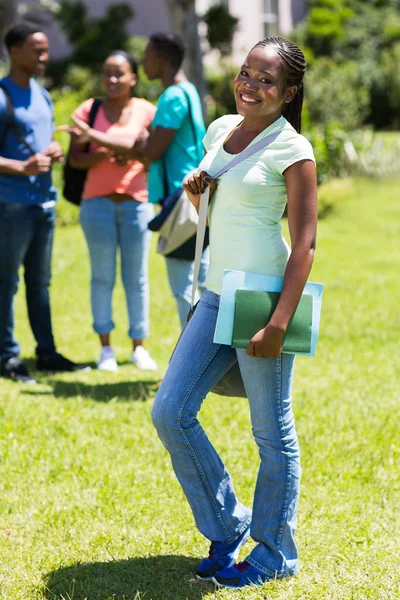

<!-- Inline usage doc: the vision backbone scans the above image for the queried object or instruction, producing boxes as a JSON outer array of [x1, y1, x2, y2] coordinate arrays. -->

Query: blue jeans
[[152, 290, 300, 579], [166, 246, 209, 328], [80, 197, 153, 339], [0, 202, 56, 361]]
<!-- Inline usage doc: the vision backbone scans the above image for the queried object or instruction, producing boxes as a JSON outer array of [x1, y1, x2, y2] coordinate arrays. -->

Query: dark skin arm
[[130, 126, 177, 162], [247, 159, 318, 358], [183, 169, 217, 213], [0, 153, 51, 175], [67, 134, 113, 169], [69, 115, 177, 164]]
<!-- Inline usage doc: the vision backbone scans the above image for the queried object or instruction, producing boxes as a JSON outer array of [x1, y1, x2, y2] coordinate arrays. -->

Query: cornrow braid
[[253, 37, 306, 133]]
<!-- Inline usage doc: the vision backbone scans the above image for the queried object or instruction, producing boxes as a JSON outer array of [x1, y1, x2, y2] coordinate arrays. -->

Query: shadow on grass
[[22, 379, 159, 402], [44, 555, 212, 600]]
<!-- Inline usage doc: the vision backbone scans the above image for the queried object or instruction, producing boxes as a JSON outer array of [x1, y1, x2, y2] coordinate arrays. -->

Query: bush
[[380, 42, 400, 128], [303, 122, 347, 185], [293, 0, 400, 129], [305, 1, 354, 55], [205, 68, 237, 124], [304, 59, 370, 131]]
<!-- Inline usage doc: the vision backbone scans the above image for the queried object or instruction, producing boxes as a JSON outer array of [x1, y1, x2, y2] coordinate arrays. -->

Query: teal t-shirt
[[148, 81, 206, 203]]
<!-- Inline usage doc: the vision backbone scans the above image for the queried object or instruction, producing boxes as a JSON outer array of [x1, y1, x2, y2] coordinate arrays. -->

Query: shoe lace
[[208, 542, 217, 561], [208, 542, 222, 560], [236, 561, 251, 573]]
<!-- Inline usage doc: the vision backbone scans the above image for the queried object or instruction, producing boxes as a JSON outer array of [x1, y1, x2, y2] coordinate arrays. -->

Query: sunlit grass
[[0, 178, 399, 599]]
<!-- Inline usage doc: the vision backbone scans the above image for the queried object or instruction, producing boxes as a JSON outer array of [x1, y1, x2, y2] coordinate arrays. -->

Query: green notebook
[[232, 290, 313, 353]]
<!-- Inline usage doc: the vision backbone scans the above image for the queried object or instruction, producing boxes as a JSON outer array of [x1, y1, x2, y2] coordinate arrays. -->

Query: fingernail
[[204, 176, 211, 183]]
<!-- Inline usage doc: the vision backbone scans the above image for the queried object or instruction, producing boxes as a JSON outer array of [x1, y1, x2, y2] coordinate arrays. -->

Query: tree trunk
[[0, 0, 17, 58], [165, 0, 206, 108]]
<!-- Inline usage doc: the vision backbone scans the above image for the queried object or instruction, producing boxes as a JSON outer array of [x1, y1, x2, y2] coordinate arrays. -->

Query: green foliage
[[294, 0, 400, 128], [203, 4, 239, 58], [379, 42, 400, 127], [304, 59, 370, 130], [346, 129, 400, 178], [305, 0, 353, 55], [56, 1, 134, 68], [304, 122, 347, 185], [205, 67, 237, 124]]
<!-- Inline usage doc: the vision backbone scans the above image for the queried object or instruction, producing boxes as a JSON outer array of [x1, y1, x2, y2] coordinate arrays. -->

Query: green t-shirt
[[199, 114, 316, 295], [148, 81, 206, 203]]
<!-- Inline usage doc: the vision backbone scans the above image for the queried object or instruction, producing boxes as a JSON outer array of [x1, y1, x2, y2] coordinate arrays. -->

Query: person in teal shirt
[[142, 33, 209, 326]]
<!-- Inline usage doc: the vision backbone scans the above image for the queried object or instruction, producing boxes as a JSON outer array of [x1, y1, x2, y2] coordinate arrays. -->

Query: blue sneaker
[[212, 560, 268, 588], [196, 525, 251, 581]]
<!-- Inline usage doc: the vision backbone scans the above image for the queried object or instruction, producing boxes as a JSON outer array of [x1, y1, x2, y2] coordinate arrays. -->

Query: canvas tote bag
[[157, 189, 198, 255]]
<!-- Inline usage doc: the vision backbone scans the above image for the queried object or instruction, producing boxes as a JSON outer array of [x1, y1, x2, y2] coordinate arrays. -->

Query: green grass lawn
[[1, 177, 399, 600]]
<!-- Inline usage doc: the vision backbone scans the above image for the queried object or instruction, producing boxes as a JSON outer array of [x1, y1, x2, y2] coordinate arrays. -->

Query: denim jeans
[[80, 197, 153, 339], [152, 290, 300, 579], [0, 201, 56, 361], [165, 246, 209, 328]]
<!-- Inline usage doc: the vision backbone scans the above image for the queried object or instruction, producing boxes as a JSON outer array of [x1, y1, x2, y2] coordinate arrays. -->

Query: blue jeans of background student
[[166, 246, 209, 328], [80, 197, 154, 340], [152, 290, 300, 579], [0, 202, 56, 362]]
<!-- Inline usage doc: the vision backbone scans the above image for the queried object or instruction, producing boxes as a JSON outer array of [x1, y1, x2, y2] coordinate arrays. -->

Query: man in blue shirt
[[141, 33, 209, 327], [0, 22, 88, 383]]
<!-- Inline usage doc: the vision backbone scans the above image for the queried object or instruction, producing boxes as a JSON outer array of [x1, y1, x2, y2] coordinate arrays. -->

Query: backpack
[[63, 98, 102, 206]]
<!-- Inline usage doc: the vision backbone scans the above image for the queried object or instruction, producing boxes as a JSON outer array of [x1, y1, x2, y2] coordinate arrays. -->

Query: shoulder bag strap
[[190, 129, 282, 312], [181, 86, 199, 158], [0, 82, 36, 156], [0, 83, 18, 153], [161, 85, 199, 199]]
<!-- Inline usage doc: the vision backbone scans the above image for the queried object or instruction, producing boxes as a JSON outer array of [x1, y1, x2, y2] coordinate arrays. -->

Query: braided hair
[[252, 37, 306, 133]]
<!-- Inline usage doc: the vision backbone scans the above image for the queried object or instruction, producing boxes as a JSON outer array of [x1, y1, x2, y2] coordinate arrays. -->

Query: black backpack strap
[[88, 98, 102, 128], [0, 82, 35, 155], [0, 83, 15, 153]]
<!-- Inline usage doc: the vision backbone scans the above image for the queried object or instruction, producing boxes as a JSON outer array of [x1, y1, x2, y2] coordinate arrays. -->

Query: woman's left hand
[[246, 324, 285, 359]]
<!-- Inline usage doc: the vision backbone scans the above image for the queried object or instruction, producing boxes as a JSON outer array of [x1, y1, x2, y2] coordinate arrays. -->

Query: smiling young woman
[[151, 37, 318, 590], [67, 51, 158, 373]]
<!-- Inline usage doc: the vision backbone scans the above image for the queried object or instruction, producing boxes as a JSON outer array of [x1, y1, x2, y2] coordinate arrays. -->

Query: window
[[262, 0, 279, 38]]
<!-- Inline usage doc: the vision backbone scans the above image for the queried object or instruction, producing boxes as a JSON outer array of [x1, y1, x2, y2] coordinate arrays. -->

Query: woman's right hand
[[183, 170, 217, 211]]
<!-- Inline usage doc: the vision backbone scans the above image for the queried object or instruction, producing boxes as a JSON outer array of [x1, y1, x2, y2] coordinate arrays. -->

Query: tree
[[203, 4, 239, 59], [304, 0, 354, 56], [0, 0, 60, 58], [56, 0, 134, 68], [203, 4, 239, 119], [165, 0, 205, 103], [0, 0, 17, 57]]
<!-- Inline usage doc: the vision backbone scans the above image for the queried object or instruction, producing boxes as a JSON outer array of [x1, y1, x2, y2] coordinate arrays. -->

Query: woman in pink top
[[69, 51, 158, 372]]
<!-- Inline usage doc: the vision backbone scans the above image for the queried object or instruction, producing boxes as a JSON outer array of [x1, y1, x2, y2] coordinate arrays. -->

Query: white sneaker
[[97, 346, 118, 372], [131, 346, 158, 371]]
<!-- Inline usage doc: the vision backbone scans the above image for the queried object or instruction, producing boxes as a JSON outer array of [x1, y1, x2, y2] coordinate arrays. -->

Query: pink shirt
[[74, 98, 156, 202]]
